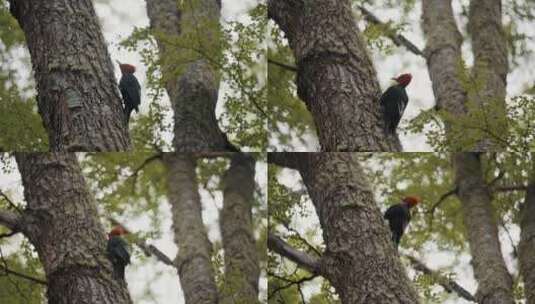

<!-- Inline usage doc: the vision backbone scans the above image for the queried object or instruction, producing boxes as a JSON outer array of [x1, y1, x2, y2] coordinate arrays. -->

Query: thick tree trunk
[[422, 0, 466, 117], [220, 153, 260, 303], [453, 153, 514, 304], [164, 153, 218, 304], [14, 153, 132, 304], [519, 161, 535, 304], [9, 1, 131, 151], [146, 0, 236, 152], [267, 0, 402, 152], [468, 0, 508, 150], [281, 153, 419, 303]]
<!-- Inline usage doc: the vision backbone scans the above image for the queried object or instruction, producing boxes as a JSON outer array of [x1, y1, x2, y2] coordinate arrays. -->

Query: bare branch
[[268, 271, 318, 300], [108, 217, 175, 267], [405, 255, 476, 302], [0, 264, 47, 285], [268, 232, 320, 274], [268, 58, 298, 72], [493, 185, 528, 192], [129, 153, 163, 185], [0, 190, 23, 214], [357, 6, 424, 57]]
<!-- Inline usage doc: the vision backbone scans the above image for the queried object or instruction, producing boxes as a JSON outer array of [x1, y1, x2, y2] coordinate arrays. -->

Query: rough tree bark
[[9, 1, 131, 151], [146, 0, 236, 152], [12, 153, 132, 303], [220, 153, 260, 303], [422, 0, 466, 117], [164, 153, 218, 304], [267, 0, 402, 152], [519, 160, 535, 304], [468, 0, 508, 150], [269, 153, 419, 303], [453, 153, 514, 304]]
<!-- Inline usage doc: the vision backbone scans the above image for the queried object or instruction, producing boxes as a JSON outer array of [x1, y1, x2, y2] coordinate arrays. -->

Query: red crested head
[[118, 63, 136, 74], [109, 225, 128, 238], [393, 73, 412, 87], [402, 195, 421, 207]]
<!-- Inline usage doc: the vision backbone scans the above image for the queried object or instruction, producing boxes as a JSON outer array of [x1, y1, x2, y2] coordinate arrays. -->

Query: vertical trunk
[[164, 153, 218, 304], [15, 153, 132, 304], [267, 0, 402, 152], [146, 0, 235, 152], [292, 153, 418, 303], [453, 153, 514, 304], [422, 0, 466, 117], [220, 153, 260, 303], [468, 0, 508, 150], [519, 160, 535, 304], [9, 1, 131, 151]]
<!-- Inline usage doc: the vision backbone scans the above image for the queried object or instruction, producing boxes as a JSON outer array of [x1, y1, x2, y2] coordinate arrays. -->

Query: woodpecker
[[107, 225, 130, 281], [117, 61, 141, 124], [380, 73, 412, 133], [384, 195, 421, 248]]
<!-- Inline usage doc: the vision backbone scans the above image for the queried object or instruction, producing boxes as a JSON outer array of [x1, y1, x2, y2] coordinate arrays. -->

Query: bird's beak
[[391, 77, 398, 81], [115, 60, 122, 65]]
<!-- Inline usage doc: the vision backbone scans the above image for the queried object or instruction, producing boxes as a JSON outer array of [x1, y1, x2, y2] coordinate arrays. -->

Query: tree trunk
[[164, 153, 218, 304], [9, 1, 131, 151], [453, 153, 514, 304], [220, 153, 260, 303], [283, 153, 419, 303], [267, 0, 402, 152], [422, 0, 466, 117], [468, 0, 508, 150], [519, 160, 535, 304], [14, 153, 132, 304], [146, 0, 236, 152]]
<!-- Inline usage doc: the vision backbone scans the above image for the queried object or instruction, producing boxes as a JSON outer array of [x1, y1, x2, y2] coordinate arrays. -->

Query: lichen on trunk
[[220, 153, 260, 303], [9, 0, 131, 151]]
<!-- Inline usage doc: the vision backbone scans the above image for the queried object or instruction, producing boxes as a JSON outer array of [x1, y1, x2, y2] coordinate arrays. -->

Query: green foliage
[[406, 59, 535, 152], [0, 240, 45, 304], [0, 3, 47, 151], [267, 24, 315, 150], [268, 165, 333, 302]]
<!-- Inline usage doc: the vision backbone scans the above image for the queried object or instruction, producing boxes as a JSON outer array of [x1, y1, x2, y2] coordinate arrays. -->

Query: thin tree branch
[[405, 255, 476, 302], [108, 217, 175, 267], [268, 58, 298, 72], [0, 190, 23, 214], [268, 232, 320, 274], [0, 247, 47, 286], [493, 185, 528, 192], [0, 264, 47, 285], [357, 6, 424, 57], [427, 187, 457, 230], [267, 271, 318, 300], [129, 153, 163, 185]]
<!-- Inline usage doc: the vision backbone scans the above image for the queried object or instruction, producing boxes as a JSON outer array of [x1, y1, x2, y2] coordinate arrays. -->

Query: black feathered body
[[119, 73, 141, 123], [107, 236, 130, 280], [384, 203, 411, 247], [380, 84, 408, 133]]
